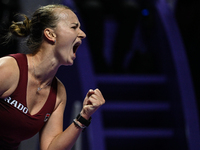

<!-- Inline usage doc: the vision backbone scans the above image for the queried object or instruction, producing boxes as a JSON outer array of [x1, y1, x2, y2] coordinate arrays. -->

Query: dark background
[[1, 0, 200, 149]]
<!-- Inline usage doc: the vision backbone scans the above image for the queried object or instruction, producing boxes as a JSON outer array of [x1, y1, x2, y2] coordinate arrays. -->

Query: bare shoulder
[[54, 77, 67, 110], [0, 56, 20, 98]]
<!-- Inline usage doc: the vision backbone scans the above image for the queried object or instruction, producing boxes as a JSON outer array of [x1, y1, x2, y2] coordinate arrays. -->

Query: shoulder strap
[[9, 53, 28, 104]]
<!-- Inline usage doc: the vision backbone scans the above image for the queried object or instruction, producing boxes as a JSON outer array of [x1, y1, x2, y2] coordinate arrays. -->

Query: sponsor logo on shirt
[[44, 113, 51, 122], [4, 97, 28, 114]]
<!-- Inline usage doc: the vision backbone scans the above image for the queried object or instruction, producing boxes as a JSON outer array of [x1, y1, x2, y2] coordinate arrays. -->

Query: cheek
[[56, 35, 71, 48], [59, 33, 75, 46]]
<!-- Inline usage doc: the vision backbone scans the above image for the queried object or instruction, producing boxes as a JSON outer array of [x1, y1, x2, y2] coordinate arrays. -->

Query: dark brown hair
[[7, 4, 71, 54]]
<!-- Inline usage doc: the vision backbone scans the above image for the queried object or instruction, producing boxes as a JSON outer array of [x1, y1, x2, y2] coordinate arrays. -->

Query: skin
[[0, 8, 105, 150]]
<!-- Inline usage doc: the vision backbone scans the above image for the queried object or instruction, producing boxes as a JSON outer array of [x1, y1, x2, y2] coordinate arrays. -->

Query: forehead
[[57, 9, 79, 25]]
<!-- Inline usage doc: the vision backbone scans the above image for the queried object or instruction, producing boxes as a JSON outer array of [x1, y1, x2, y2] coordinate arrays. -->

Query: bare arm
[[0, 56, 19, 98], [40, 80, 105, 150]]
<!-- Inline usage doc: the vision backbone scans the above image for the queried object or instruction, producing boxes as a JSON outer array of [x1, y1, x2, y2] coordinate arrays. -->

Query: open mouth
[[73, 42, 81, 54]]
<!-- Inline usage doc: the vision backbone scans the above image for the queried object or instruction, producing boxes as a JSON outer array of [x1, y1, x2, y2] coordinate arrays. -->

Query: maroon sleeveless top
[[0, 53, 57, 150]]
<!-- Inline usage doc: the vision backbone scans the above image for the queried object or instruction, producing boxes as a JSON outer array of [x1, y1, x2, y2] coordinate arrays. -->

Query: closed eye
[[71, 23, 80, 30], [72, 25, 78, 29]]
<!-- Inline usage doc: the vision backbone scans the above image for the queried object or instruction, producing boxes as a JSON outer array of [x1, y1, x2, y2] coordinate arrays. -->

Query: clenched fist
[[80, 89, 105, 119]]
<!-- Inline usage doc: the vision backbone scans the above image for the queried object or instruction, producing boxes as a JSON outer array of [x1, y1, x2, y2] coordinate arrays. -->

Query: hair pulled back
[[8, 4, 70, 54]]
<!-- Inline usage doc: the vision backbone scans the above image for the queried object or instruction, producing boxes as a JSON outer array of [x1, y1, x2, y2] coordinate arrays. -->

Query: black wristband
[[76, 113, 92, 127]]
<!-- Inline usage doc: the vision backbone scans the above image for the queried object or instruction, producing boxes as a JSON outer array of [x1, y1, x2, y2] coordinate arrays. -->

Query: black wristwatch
[[76, 113, 92, 127]]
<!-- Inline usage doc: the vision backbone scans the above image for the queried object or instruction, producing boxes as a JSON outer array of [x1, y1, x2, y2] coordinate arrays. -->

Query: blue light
[[142, 9, 149, 16]]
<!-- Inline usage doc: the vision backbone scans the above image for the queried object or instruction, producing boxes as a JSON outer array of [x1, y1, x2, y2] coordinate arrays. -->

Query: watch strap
[[76, 113, 91, 127]]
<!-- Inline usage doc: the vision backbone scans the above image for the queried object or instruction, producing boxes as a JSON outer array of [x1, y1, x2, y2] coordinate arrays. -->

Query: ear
[[43, 28, 56, 44]]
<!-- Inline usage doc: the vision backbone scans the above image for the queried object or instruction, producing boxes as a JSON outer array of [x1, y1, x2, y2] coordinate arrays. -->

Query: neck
[[27, 50, 59, 86]]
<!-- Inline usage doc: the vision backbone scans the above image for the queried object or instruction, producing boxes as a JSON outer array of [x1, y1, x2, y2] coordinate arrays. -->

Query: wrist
[[80, 111, 91, 120], [73, 113, 92, 132], [73, 119, 86, 129], [76, 113, 92, 127]]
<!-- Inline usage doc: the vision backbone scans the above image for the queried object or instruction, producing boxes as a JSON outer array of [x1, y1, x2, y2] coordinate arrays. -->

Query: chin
[[65, 61, 74, 66], [67, 63, 73, 66]]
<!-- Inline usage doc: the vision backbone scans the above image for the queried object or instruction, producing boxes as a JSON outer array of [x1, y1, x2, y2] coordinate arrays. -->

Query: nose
[[79, 29, 86, 39]]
